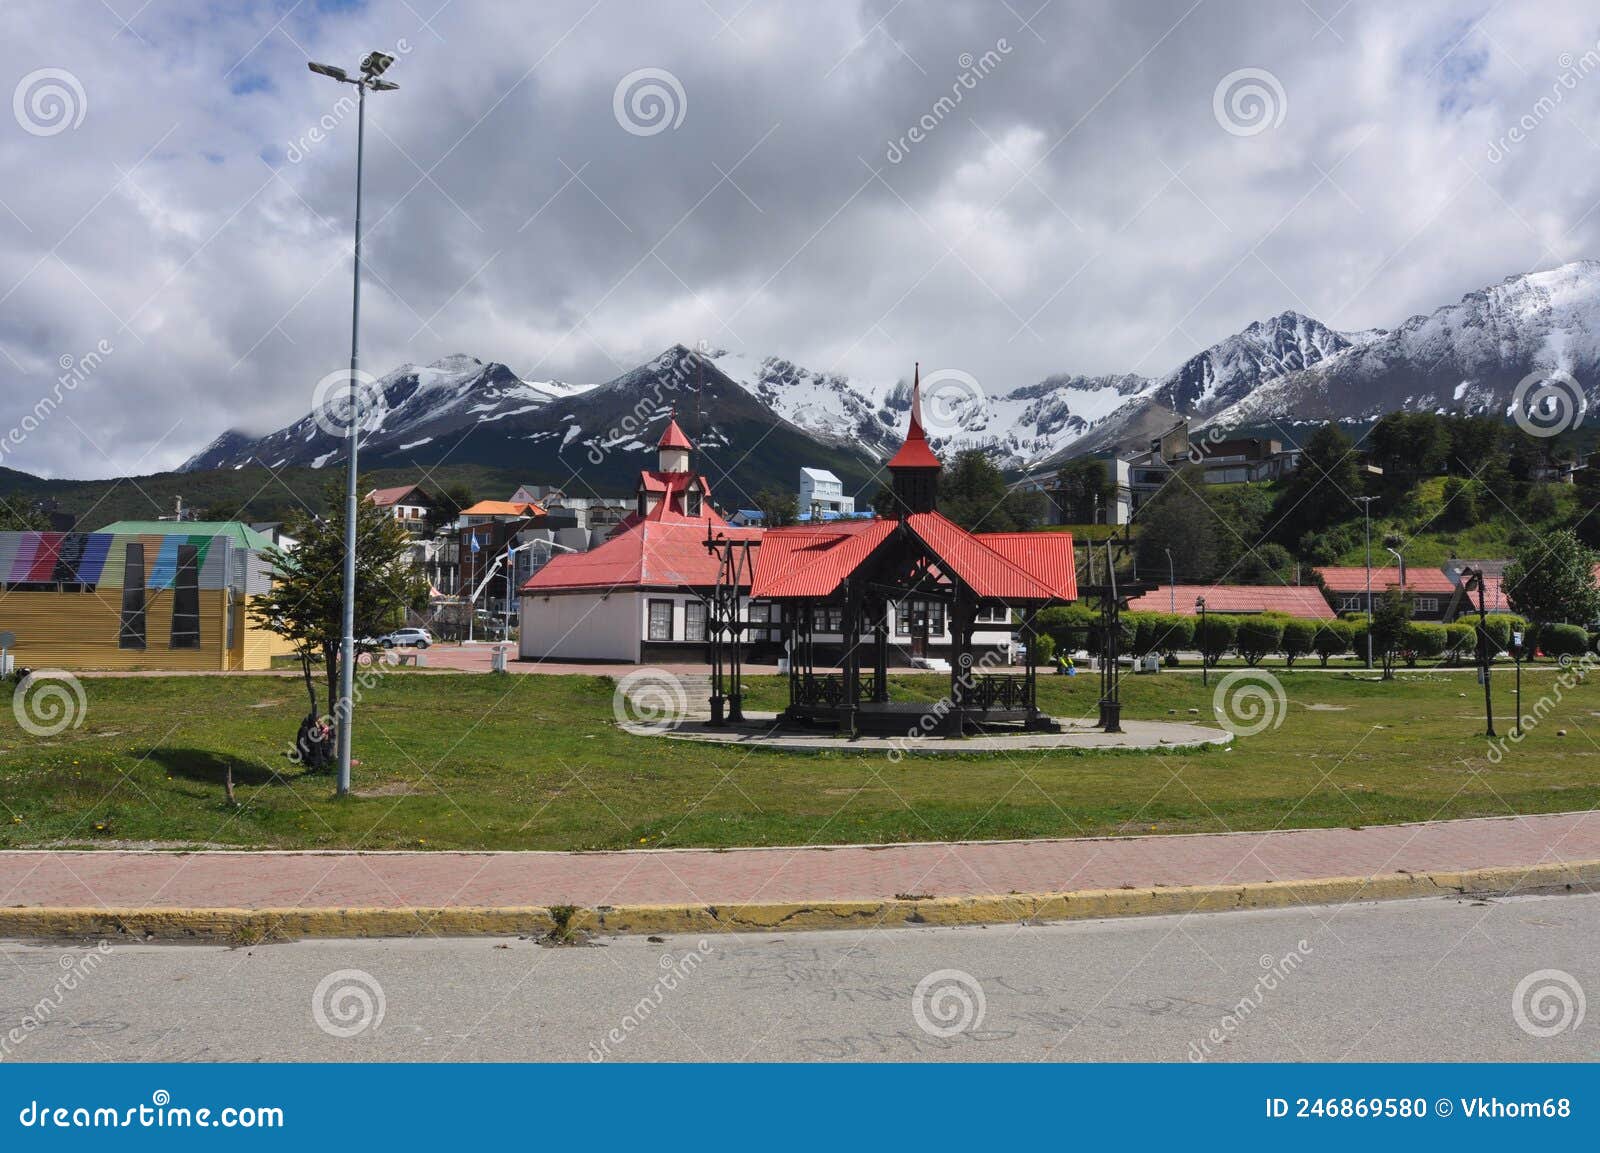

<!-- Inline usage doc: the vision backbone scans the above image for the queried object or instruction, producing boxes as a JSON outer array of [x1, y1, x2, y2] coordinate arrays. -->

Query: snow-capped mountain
[[180, 262, 1600, 490], [1204, 262, 1600, 428]]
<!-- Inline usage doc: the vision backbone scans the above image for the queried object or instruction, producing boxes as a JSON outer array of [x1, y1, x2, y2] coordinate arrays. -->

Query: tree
[[1281, 618, 1317, 667], [425, 482, 475, 535], [1273, 423, 1364, 545], [1503, 528, 1600, 631], [1054, 458, 1113, 523], [1312, 621, 1349, 667], [938, 450, 1045, 530], [1234, 616, 1285, 665], [0, 496, 48, 531], [1195, 613, 1237, 666], [1370, 587, 1413, 680], [1400, 621, 1448, 667], [753, 488, 799, 526], [250, 479, 429, 771], [1134, 466, 1218, 581]]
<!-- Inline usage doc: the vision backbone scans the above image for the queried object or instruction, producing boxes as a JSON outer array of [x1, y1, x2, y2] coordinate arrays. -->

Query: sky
[[4, 0, 1600, 478]]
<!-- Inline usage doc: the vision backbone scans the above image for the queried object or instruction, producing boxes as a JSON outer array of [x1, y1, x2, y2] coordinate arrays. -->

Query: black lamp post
[[1197, 595, 1208, 687]]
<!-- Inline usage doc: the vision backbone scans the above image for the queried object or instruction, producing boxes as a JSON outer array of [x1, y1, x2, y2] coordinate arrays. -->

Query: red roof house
[[1127, 583, 1334, 619]]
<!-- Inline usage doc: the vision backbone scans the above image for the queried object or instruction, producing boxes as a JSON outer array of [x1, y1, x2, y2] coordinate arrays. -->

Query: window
[[685, 600, 707, 642], [1338, 596, 1364, 612], [685, 490, 702, 516], [975, 605, 1011, 624], [170, 544, 200, 649], [894, 601, 945, 635], [118, 543, 146, 650], [1414, 596, 1439, 614], [811, 606, 843, 633], [648, 599, 674, 641]]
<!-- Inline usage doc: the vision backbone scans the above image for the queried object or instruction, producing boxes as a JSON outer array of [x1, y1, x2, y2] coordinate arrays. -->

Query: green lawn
[[2, 669, 1598, 852]]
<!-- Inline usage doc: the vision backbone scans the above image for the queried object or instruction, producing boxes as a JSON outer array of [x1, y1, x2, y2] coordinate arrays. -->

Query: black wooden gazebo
[[704, 367, 1079, 737]]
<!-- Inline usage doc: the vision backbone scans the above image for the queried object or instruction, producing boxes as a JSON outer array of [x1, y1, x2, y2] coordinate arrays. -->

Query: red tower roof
[[657, 415, 693, 450], [887, 363, 942, 470]]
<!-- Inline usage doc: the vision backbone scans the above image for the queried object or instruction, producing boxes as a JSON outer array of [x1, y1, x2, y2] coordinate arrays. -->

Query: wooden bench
[[392, 650, 427, 667]]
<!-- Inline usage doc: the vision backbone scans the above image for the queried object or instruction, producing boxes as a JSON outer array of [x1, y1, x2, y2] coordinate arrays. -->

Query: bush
[[1129, 613, 1162, 657], [1312, 621, 1349, 666], [1031, 632, 1056, 665], [1039, 604, 1097, 655], [1195, 614, 1238, 666], [1155, 613, 1195, 654], [1281, 618, 1317, 667], [1444, 621, 1476, 662], [1234, 615, 1286, 665], [1480, 615, 1516, 657], [1340, 615, 1370, 664], [1540, 622, 1589, 659], [1400, 621, 1448, 667]]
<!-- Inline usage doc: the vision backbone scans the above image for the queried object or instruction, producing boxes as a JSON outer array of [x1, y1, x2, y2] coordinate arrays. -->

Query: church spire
[[886, 361, 941, 515]]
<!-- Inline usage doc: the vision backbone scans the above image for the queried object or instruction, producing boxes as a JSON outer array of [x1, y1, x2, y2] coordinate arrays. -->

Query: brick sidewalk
[[2, 811, 1596, 913]]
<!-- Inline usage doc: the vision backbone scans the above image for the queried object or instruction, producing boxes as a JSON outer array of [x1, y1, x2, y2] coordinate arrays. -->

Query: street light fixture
[[307, 52, 400, 798], [1355, 495, 1377, 669]]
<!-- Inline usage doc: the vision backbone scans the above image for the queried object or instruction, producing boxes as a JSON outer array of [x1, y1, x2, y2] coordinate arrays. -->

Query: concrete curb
[[4, 859, 1597, 942]]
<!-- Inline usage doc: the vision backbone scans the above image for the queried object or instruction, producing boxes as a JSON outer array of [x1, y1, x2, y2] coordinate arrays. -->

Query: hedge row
[[1036, 606, 1559, 667]]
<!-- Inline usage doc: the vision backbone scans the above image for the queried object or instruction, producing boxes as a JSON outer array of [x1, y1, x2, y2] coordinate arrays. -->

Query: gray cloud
[[3, 0, 1600, 478]]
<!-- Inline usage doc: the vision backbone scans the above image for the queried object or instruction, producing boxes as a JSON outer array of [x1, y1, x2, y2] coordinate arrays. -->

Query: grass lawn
[[2, 668, 1598, 852]]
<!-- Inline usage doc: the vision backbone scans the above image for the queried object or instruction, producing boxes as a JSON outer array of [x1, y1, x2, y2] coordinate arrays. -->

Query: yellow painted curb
[[2, 859, 1596, 942]]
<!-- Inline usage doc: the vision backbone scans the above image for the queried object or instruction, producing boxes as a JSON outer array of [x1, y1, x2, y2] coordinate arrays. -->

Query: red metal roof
[[1127, 583, 1334, 619], [886, 364, 942, 470], [748, 514, 1075, 603], [365, 484, 429, 507], [522, 521, 758, 593], [657, 416, 692, 450], [1315, 565, 1455, 594]]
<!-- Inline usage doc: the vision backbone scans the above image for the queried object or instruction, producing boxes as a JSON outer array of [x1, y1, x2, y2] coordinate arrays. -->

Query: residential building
[[365, 484, 436, 536], [0, 525, 290, 670], [799, 467, 855, 517], [1126, 420, 1301, 513], [1314, 565, 1456, 620]]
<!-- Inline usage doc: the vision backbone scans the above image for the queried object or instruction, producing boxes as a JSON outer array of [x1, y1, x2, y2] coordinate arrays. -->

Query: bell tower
[[886, 363, 941, 516]]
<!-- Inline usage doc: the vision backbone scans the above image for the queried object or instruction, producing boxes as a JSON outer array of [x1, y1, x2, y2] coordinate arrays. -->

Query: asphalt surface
[[1, 893, 1594, 1062]]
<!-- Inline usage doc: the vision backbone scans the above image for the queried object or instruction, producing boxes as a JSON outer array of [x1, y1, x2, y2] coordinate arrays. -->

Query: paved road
[[2, 893, 1593, 1062]]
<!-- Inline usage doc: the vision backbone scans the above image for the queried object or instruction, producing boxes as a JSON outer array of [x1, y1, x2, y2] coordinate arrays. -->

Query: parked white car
[[376, 627, 432, 649]]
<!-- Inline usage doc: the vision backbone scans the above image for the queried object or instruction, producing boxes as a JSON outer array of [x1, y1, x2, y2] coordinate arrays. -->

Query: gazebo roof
[[748, 512, 1076, 602]]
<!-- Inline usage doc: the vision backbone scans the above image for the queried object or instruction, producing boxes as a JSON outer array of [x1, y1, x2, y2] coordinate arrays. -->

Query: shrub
[[1031, 631, 1056, 665], [1234, 615, 1286, 665], [1340, 615, 1370, 664], [1129, 613, 1161, 657], [1155, 613, 1195, 654], [1312, 621, 1349, 666], [1194, 614, 1238, 666], [1400, 621, 1448, 667], [1039, 604, 1097, 654], [1281, 618, 1317, 667], [1480, 615, 1516, 657], [1540, 622, 1589, 659], [1444, 621, 1475, 662]]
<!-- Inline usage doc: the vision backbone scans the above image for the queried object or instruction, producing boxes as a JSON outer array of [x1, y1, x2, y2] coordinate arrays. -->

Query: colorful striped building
[[0, 526, 290, 671]]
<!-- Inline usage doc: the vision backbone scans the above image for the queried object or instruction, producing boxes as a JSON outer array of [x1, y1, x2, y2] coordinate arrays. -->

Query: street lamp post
[[308, 52, 399, 798], [503, 537, 579, 642], [1164, 548, 1175, 612], [1196, 595, 1207, 687], [1356, 495, 1377, 669]]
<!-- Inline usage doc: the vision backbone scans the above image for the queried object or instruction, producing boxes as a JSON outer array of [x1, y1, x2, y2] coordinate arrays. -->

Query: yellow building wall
[[0, 588, 283, 671]]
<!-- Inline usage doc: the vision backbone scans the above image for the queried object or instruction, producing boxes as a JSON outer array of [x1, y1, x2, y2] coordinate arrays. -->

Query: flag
[[470, 533, 480, 553]]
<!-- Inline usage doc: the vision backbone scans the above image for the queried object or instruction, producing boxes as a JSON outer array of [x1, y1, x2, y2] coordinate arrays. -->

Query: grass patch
[[2, 670, 1597, 851]]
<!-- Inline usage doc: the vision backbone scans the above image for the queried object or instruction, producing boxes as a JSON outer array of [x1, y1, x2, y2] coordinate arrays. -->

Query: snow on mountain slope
[[180, 356, 588, 471], [1203, 261, 1600, 429]]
